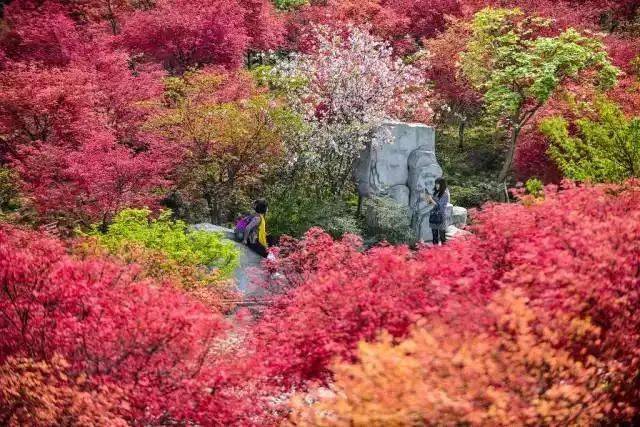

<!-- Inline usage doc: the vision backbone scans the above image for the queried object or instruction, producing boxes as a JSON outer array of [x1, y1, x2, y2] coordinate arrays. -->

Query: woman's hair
[[254, 198, 268, 214], [434, 177, 447, 198]]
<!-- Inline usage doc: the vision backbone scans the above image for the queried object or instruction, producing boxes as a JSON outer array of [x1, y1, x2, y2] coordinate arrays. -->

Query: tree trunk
[[204, 194, 219, 224], [498, 126, 520, 183], [458, 118, 466, 150]]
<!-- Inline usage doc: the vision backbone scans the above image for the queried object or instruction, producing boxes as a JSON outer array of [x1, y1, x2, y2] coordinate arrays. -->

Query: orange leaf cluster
[[290, 290, 611, 426]]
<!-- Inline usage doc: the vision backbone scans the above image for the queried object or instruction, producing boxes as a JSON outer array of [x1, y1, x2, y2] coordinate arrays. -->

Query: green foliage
[[541, 100, 640, 183], [252, 64, 308, 95], [362, 196, 415, 245], [272, 0, 308, 11], [436, 123, 504, 208], [437, 123, 504, 174], [449, 180, 502, 208], [462, 8, 618, 122], [89, 208, 239, 277], [525, 178, 544, 198], [460, 7, 618, 182], [0, 167, 20, 214], [266, 185, 362, 239]]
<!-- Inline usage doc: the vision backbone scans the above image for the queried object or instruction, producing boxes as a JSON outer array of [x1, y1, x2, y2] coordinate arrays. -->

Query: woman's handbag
[[429, 206, 443, 225]]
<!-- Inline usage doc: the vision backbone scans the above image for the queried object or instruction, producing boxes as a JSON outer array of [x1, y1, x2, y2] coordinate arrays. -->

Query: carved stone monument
[[356, 121, 464, 242]]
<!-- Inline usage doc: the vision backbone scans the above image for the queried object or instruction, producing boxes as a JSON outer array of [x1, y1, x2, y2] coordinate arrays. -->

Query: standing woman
[[425, 177, 451, 245], [243, 199, 269, 257]]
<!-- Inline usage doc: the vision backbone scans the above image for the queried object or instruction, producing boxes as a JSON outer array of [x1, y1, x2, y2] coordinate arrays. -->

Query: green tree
[[461, 8, 618, 186], [150, 70, 301, 223], [541, 100, 640, 183]]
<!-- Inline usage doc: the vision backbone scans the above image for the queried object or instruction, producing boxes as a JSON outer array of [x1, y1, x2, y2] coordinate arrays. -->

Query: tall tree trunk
[[498, 125, 520, 183], [204, 193, 219, 224], [458, 118, 466, 150]]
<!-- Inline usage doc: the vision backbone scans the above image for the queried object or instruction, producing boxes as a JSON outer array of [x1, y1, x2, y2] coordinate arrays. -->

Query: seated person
[[243, 199, 269, 258]]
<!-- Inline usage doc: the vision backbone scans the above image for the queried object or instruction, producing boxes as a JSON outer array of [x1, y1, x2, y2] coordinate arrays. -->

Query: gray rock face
[[451, 206, 468, 228], [357, 122, 437, 197], [356, 121, 465, 242]]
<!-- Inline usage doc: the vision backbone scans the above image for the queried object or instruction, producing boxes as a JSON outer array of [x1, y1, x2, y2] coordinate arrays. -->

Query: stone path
[[191, 224, 267, 301]]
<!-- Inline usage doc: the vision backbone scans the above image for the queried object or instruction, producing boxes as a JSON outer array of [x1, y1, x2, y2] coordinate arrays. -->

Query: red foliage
[[252, 227, 495, 386], [0, 1, 84, 67], [119, 0, 247, 73], [119, 0, 283, 74], [605, 35, 640, 116], [0, 0, 169, 225], [470, 181, 640, 419], [252, 181, 640, 422], [89, 47, 165, 148], [14, 136, 172, 226], [0, 63, 171, 226], [0, 225, 253, 424], [461, 0, 631, 30], [239, 0, 286, 52], [421, 17, 483, 125], [0, 64, 97, 152], [288, 0, 462, 54], [514, 124, 562, 183]]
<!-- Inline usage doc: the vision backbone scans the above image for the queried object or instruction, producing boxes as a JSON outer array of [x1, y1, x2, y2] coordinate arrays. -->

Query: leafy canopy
[[462, 7, 618, 124], [151, 69, 298, 223], [541, 99, 640, 182]]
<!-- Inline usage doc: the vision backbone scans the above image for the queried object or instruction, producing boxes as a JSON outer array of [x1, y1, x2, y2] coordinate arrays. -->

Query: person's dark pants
[[432, 228, 447, 245], [247, 241, 268, 258]]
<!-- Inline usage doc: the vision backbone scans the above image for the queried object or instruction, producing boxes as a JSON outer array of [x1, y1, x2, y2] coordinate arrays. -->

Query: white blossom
[[275, 25, 428, 193]]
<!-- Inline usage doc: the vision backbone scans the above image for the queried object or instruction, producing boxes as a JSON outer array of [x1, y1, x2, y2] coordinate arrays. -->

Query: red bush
[[287, 0, 462, 54], [119, 0, 283, 74], [253, 228, 495, 386], [252, 181, 640, 422], [0, 225, 251, 424], [514, 124, 562, 183]]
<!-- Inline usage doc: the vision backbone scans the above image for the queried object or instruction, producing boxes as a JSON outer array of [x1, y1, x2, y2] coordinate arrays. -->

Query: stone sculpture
[[355, 121, 464, 242]]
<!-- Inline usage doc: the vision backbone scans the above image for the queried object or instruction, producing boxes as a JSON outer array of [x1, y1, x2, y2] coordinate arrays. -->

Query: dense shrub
[[119, 0, 283, 73], [513, 124, 563, 184], [252, 180, 640, 423], [73, 237, 239, 313], [542, 99, 640, 182], [448, 179, 501, 208], [362, 196, 415, 245], [0, 167, 22, 223], [0, 225, 252, 424], [436, 124, 504, 207], [0, 355, 127, 426], [290, 291, 612, 426], [266, 186, 362, 238], [89, 208, 239, 278], [253, 227, 493, 386]]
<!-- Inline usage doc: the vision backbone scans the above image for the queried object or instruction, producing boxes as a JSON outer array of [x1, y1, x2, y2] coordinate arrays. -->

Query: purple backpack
[[234, 215, 254, 241]]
